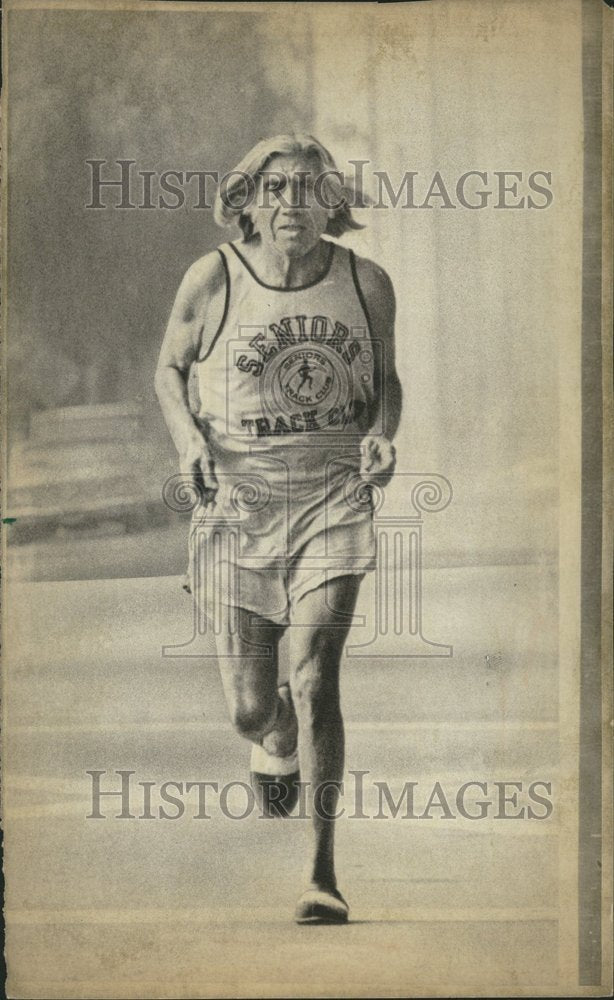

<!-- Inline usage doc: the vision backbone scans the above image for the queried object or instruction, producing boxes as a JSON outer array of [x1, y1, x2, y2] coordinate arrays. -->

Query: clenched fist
[[360, 435, 396, 487], [180, 436, 219, 506]]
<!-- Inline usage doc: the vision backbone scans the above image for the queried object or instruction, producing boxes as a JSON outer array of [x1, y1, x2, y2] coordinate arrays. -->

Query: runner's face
[[251, 155, 331, 257]]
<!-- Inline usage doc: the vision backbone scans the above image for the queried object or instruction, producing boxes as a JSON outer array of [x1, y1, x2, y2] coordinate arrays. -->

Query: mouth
[[277, 224, 304, 232]]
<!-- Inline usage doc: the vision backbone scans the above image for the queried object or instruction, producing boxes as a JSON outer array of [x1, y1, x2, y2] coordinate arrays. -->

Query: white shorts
[[184, 456, 376, 626]]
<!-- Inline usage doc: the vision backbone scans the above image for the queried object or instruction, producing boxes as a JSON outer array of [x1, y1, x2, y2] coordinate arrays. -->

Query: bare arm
[[154, 251, 226, 497], [354, 255, 403, 483]]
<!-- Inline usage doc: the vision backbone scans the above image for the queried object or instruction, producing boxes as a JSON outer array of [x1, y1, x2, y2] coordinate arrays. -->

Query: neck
[[245, 239, 329, 288]]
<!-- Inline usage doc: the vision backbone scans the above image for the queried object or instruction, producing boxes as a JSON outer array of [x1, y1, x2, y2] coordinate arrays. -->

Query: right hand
[[180, 437, 219, 507]]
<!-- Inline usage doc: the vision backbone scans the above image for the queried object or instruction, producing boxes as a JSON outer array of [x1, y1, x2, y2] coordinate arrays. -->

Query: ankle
[[305, 874, 337, 894]]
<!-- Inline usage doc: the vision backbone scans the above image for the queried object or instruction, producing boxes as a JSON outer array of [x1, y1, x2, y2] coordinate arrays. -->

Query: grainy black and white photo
[[2, 0, 611, 997]]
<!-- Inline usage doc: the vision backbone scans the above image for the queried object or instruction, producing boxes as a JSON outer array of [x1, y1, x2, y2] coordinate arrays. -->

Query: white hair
[[213, 132, 369, 241]]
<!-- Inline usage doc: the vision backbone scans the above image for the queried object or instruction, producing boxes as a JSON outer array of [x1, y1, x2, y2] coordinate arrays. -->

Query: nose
[[281, 175, 307, 211]]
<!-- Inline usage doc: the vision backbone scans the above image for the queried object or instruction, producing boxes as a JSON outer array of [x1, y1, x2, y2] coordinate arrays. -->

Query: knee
[[230, 699, 275, 741]]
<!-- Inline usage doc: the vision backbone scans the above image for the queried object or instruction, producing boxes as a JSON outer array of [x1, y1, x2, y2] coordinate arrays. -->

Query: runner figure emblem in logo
[[281, 350, 333, 405]]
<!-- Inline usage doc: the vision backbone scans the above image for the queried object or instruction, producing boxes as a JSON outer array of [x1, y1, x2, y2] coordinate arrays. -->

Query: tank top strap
[[329, 241, 352, 280], [346, 247, 374, 338], [217, 241, 241, 281], [225, 241, 253, 281]]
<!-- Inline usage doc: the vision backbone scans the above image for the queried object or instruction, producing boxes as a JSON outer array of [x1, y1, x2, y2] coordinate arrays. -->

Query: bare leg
[[288, 574, 362, 893], [214, 604, 286, 744]]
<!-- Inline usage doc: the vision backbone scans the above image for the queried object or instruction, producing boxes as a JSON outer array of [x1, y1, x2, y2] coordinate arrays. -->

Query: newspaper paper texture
[[1, 0, 612, 997]]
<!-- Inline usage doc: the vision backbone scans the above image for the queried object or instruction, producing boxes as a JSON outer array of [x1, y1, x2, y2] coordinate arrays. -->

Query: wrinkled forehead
[[259, 152, 321, 180]]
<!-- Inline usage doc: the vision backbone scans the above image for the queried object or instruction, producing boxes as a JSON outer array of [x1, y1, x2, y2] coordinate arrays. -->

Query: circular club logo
[[261, 344, 351, 420], [280, 351, 334, 406]]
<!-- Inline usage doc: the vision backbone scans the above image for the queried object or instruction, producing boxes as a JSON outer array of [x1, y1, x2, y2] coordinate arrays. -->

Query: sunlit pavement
[[4, 568, 564, 998]]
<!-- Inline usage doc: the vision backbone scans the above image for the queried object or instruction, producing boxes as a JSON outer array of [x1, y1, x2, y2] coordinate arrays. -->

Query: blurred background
[[4, 7, 589, 992], [6, 1, 581, 580]]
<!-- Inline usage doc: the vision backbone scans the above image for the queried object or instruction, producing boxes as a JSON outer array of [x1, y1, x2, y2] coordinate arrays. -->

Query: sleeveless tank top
[[193, 239, 375, 491]]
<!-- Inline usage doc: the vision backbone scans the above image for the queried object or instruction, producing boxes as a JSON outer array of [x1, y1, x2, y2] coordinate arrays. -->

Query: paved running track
[[4, 564, 572, 998]]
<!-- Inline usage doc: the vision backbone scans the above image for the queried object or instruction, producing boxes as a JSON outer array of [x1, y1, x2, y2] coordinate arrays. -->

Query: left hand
[[360, 435, 396, 487]]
